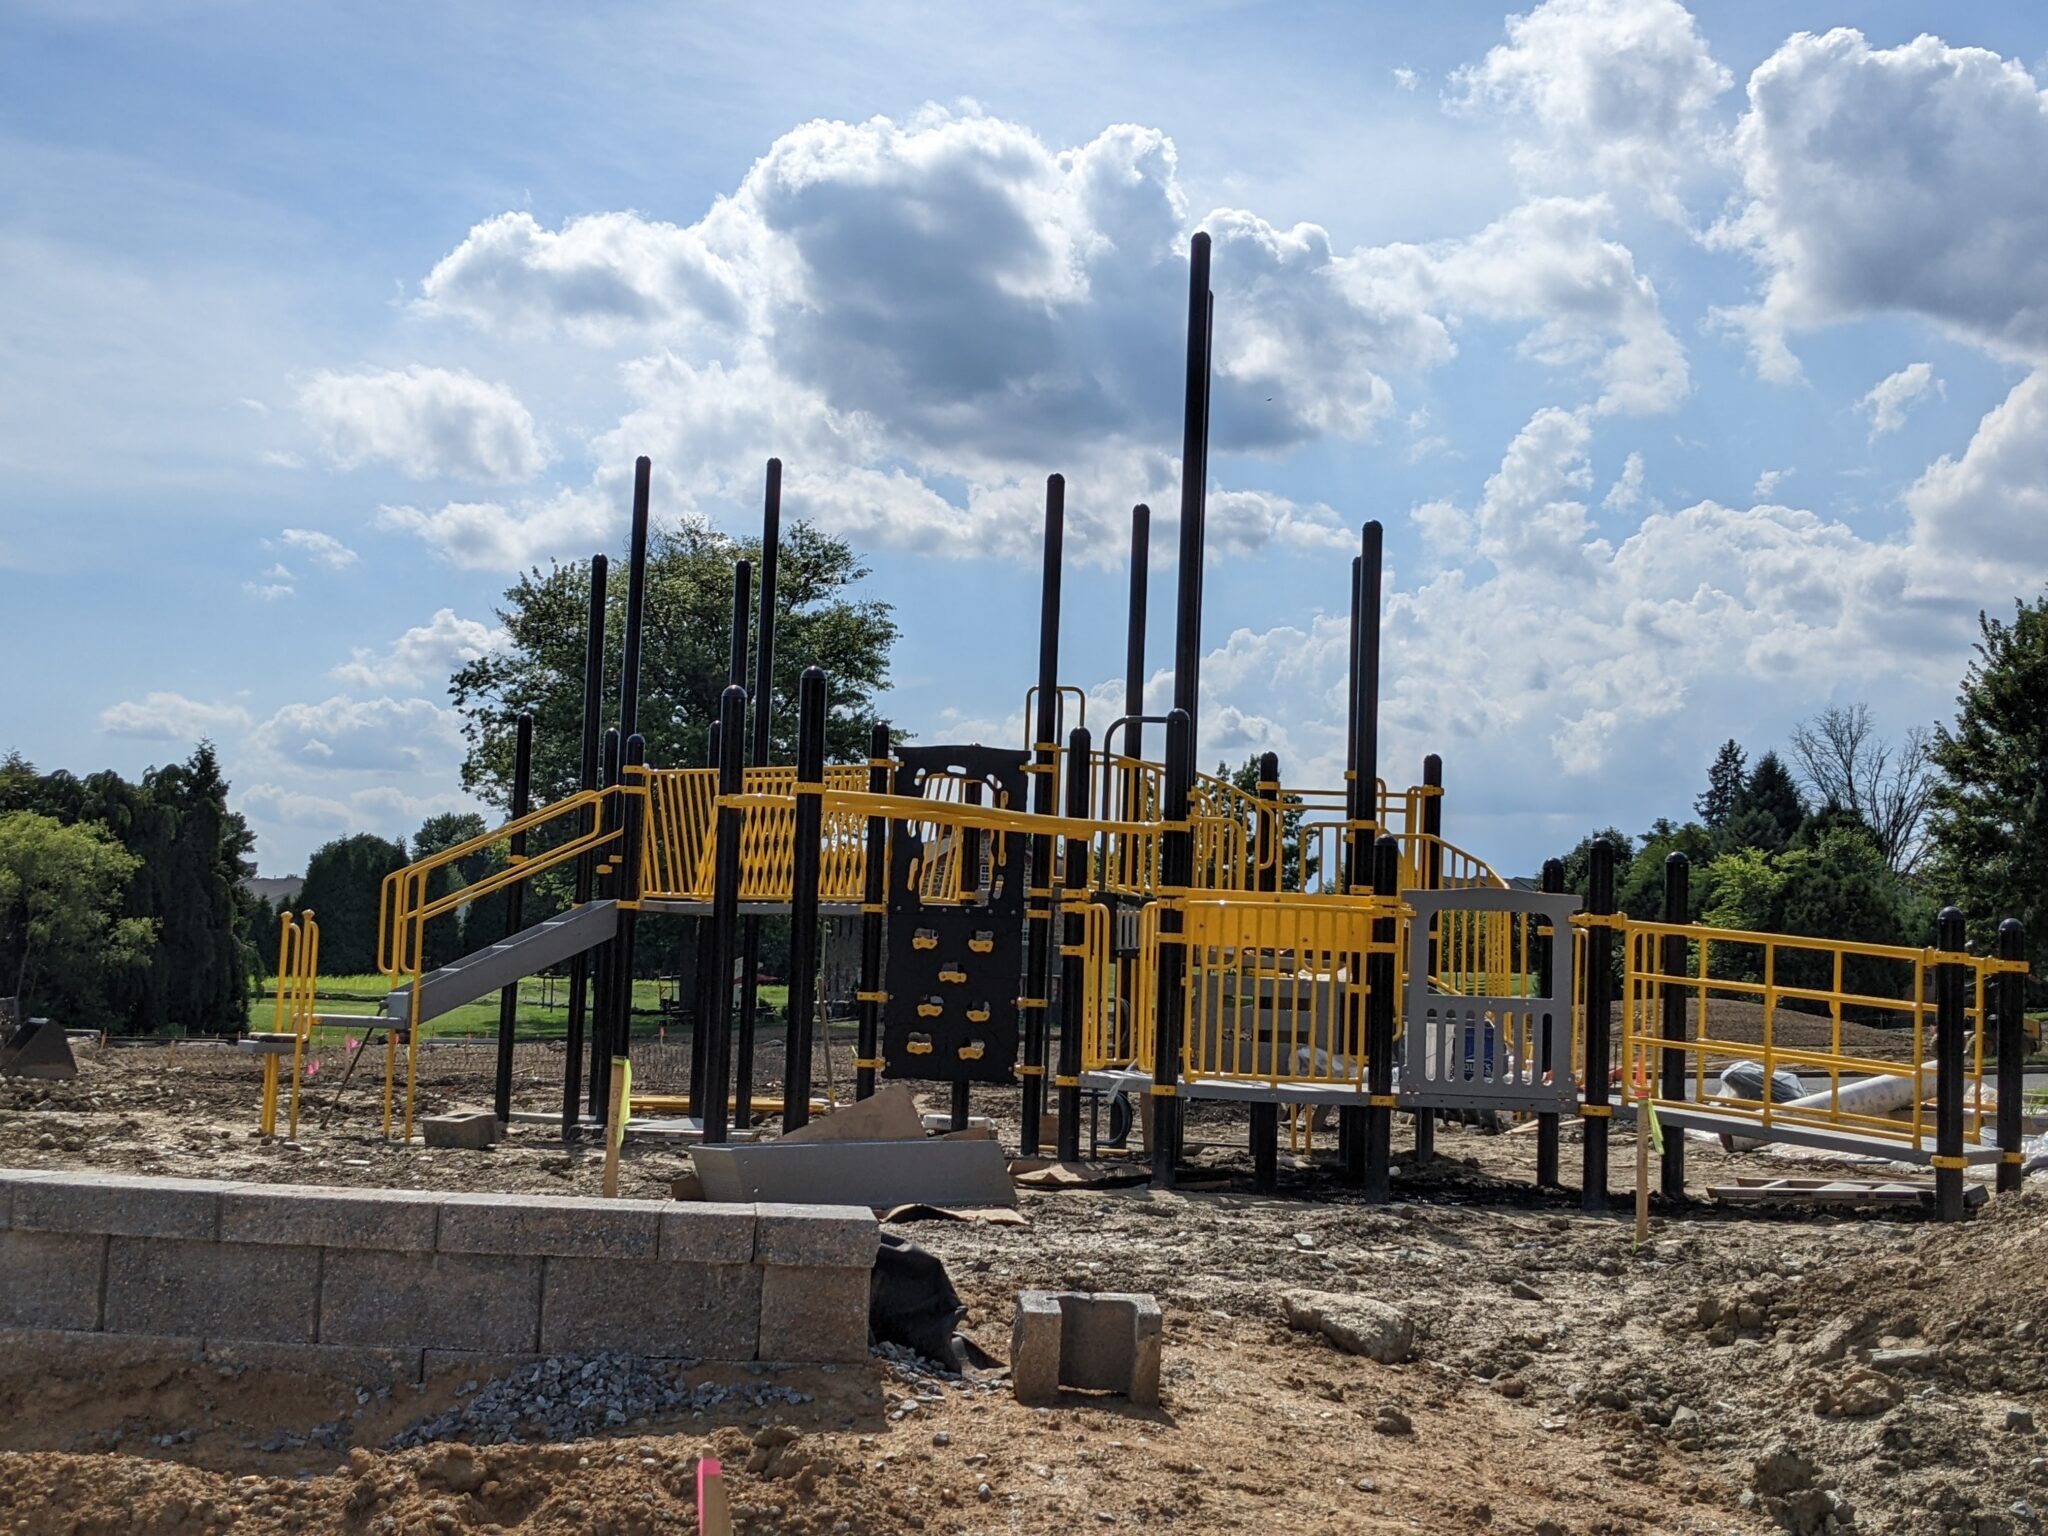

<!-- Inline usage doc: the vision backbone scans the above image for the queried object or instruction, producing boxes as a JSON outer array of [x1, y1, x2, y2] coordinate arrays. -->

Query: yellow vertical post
[[287, 912, 317, 1140]]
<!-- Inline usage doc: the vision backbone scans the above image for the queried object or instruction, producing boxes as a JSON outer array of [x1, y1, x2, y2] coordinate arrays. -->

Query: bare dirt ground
[[1, 1039, 2041, 1536]]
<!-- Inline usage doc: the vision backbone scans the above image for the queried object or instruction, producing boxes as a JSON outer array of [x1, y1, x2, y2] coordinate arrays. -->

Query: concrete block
[[753, 1204, 878, 1269], [219, 1183, 440, 1251], [1011, 1291, 1063, 1406], [1060, 1292, 1162, 1404], [757, 1264, 870, 1364], [104, 1237, 319, 1343], [438, 1192, 660, 1259], [540, 1258, 761, 1360], [423, 1110, 502, 1150], [0, 1327, 201, 1379], [0, 1230, 106, 1331], [202, 1338, 420, 1391], [657, 1202, 756, 1265], [0, 1168, 62, 1230], [11, 1173, 222, 1240], [1012, 1290, 1162, 1406], [320, 1249, 540, 1352]]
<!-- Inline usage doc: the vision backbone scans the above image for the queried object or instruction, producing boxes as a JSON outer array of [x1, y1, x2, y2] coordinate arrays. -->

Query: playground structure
[[266, 233, 2032, 1224]]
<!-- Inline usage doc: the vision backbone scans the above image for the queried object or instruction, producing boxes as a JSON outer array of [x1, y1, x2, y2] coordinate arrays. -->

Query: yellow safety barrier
[[261, 909, 319, 1139], [639, 765, 874, 903], [1614, 917, 2005, 1160]]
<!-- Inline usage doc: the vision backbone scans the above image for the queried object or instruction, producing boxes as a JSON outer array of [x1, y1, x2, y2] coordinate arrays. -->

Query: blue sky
[[5, 0, 2046, 877]]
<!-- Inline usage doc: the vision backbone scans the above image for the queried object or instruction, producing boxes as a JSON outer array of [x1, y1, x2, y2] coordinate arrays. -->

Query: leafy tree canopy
[[452, 521, 898, 810], [0, 811, 154, 1017]]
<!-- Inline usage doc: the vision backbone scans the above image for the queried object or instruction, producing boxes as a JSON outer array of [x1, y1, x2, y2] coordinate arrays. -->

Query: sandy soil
[[1, 1040, 2040, 1536]]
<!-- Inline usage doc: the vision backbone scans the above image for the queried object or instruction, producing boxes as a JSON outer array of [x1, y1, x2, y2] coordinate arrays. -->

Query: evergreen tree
[[1694, 739, 1747, 829], [1723, 751, 1806, 854], [298, 833, 410, 976], [1926, 593, 2048, 985]]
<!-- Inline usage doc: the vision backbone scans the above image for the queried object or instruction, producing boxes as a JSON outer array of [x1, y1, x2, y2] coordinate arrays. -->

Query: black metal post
[[1347, 524, 1383, 887], [619, 457, 651, 742], [783, 665, 825, 1134], [493, 711, 533, 1123], [735, 464, 781, 1131], [1361, 833, 1399, 1198], [1021, 474, 1064, 1157], [1659, 852, 1690, 1199], [1582, 839, 1616, 1211], [1056, 726, 1091, 1163], [609, 733, 645, 1069], [856, 723, 889, 1101], [1997, 918, 2027, 1193], [1150, 707, 1192, 1188], [1537, 857, 1565, 1188], [562, 553, 607, 1137], [688, 720, 719, 1123], [590, 726, 621, 1120], [1124, 504, 1149, 768], [1414, 752, 1442, 1165], [1247, 747, 1281, 1192], [1935, 906, 1967, 1222], [704, 687, 748, 1143]]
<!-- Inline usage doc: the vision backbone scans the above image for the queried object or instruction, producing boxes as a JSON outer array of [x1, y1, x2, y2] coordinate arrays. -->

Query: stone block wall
[[0, 1170, 875, 1384]]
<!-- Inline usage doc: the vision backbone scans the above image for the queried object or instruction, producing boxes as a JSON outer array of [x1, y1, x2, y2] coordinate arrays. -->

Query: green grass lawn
[[254, 973, 791, 1042]]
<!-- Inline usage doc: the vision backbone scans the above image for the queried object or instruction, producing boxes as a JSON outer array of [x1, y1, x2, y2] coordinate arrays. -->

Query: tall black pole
[[1360, 833, 1401, 1198], [1348, 523, 1383, 886], [856, 723, 890, 1101], [590, 725, 621, 1120], [1124, 505, 1149, 771], [1171, 233, 1212, 734], [1997, 918, 2027, 1194], [1536, 857, 1565, 1188], [736, 464, 781, 1130], [783, 665, 826, 1134], [1659, 852, 1691, 1198], [1020, 474, 1064, 1157], [493, 711, 533, 1124], [1934, 906, 1967, 1222], [704, 687, 748, 1143], [1582, 838, 1616, 1211], [1056, 726, 1091, 1163], [619, 457, 651, 743], [562, 554, 607, 1136]]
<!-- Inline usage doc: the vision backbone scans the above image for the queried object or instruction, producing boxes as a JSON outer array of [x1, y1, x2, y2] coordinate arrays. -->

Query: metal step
[[385, 900, 619, 1025], [1637, 1101, 2004, 1166]]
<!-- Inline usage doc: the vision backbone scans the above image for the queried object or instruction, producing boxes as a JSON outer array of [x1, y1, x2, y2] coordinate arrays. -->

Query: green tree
[[1695, 739, 1747, 829], [0, 812, 155, 1018], [1926, 593, 2048, 987], [452, 521, 897, 808], [410, 812, 494, 970], [1616, 818, 1714, 921], [297, 833, 409, 976], [1556, 827, 1635, 899]]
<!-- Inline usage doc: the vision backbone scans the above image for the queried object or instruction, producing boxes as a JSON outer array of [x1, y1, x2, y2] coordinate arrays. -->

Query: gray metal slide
[[383, 899, 619, 1025]]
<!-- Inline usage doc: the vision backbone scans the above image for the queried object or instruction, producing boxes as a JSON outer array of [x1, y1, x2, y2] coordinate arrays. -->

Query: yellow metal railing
[[378, 786, 624, 1140], [640, 765, 876, 904], [1614, 918, 2007, 1157], [1116, 893, 1405, 1087], [264, 909, 320, 1139]]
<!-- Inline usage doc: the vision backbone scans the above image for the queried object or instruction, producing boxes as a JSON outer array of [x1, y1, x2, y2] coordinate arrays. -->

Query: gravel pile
[[391, 1354, 813, 1448], [871, 1340, 1004, 1398]]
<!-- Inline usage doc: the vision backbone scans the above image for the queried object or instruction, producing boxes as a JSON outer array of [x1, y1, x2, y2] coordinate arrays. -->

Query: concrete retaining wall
[[0, 1170, 875, 1383]]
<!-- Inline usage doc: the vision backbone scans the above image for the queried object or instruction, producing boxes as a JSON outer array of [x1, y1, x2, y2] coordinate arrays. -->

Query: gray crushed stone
[[391, 1353, 812, 1449]]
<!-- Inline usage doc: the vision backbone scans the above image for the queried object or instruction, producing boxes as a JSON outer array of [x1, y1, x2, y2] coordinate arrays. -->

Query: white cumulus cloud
[[376, 491, 617, 572], [296, 365, 547, 482], [333, 608, 508, 691], [100, 692, 254, 742], [276, 527, 361, 569], [1451, 0, 1731, 217]]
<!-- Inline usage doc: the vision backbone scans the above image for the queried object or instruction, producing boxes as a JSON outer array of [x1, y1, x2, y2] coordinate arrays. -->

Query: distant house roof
[[244, 876, 304, 905]]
